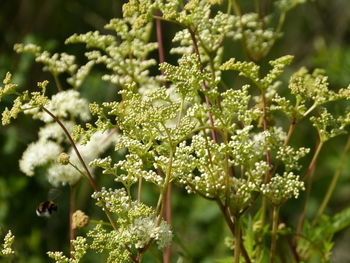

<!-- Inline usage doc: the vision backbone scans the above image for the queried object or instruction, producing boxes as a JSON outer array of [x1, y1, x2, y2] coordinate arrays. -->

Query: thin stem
[[137, 176, 142, 202], [157, 148, 174, 225], [69, 183, 78, 257], [314, 134, 350, 223], [270, 205, 280, 263], [261, 93, 271, 176], [234, 216, 241, 263], [163, 184, 172, 263], [155, 11, 168, 88], [285, 117, 296, 146], [216, 200, 235, 233], [269, 117, 297, 177], [297, 140, 324, 237], [261, 92, 271, 228], [286, 234, 300, 263], [189, 28, 219, 144], [155, 12, 172, 262], [260, 0, 270, 19], [303, 103, 317, 117], [227, 0, 232, 14], [53, 74, 63, 91], [42, 107, 98, 191], [41, 107, 138, 262]]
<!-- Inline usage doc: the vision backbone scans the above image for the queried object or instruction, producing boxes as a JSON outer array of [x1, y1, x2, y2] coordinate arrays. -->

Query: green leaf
[[331, 206, 350, 233], [215, 257, 234, 263]]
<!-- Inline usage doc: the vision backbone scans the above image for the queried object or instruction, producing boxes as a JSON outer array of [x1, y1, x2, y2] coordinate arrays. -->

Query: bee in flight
[[36, 188, 61, 217], [36, 201, 58, 217]]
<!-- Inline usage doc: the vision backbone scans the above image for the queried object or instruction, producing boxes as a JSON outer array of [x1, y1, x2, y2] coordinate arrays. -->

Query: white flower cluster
[[276, 146, 310, 171], [91, 187, 172, 250], [19, 139, 62, 177], [48, 236, 88, 263], [129, 215, 172, 249], [25, 90, 90, 122], [48, 131, 117, 186], [35, 52, 77, 76], [116, 154, 163, 186], [232, 13, 280, 59], [91, 187, 132, 215], [19, 117, 116, 186], [1, 230, 15, 256], [67, 61, 95, 88], [260, 172, 305, 204]]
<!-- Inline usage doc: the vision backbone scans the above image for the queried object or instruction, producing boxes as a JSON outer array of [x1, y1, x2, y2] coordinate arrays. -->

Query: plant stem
[[69, 183, 78, 257], [260, 91, 271, 230], [42, 107, 99, 191], [270, 205, 279, 263], [138, 176, 142, 202], [53, 74, 63, 91], [163, 184, 172, 263], [234, 216, 241, 263], [261, 0, 270, 19], [314, 134, 350, 223], [189, 28, 219, 144], [155, 12, 172, 262], [296, 140, 324, 237], [42, 107, 138, 262], [155, 11, 168, 88], [157, 148, 174, 225], [216, 201, 251, 263]]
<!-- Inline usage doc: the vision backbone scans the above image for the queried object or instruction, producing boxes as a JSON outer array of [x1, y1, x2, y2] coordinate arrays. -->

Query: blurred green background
[[1, 0, 350, 262]]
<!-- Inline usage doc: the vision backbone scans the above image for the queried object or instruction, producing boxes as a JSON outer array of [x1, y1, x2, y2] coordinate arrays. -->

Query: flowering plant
[[2, 0, 350, 262]]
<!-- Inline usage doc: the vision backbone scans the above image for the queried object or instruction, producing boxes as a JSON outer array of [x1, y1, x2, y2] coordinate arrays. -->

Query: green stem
[[137, 176, 142, 202], [314, 135, 350, 223], [53, 74, 63, 91], [157, 148, 174, 225], [234, 216, 241, 263], [270, 205, 280, 263], [69, 183, 78, 257], [297, 140, 324, 236]]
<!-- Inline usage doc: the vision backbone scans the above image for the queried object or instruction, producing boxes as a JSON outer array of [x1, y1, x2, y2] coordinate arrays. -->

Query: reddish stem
[[69, 184, 77, 257], [189, 28, 219, 144], [155, 12, 172, 263]]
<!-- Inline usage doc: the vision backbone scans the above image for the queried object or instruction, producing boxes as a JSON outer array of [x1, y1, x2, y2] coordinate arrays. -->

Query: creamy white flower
[[27, 90, 90, 122], [129, 215, 172, 249], [19, 140, 62, 176], [47, 131, 117, 186], [38, 121, 75, 142]]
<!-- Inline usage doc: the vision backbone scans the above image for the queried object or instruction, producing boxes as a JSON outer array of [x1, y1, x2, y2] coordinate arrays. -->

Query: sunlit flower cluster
[[48, 236, 88, 263], [260, 172, 305, 204], [91, 187, 172, 253], [1, 230, 15, 256]]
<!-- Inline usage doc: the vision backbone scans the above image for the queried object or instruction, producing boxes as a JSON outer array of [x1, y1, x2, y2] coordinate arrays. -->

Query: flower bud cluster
[[90, 187, 172, 255], [260, 172, 305, 204], [1, 230, 15, 256], [48, 236, 88, 263]]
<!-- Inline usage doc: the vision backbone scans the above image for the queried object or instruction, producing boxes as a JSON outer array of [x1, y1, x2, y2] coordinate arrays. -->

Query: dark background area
[[1, 0, 350, 262]]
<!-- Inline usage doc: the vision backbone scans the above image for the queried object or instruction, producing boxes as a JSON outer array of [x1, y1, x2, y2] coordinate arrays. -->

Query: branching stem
[[297, 140, 324, 237], [188, 28, 219, 144]]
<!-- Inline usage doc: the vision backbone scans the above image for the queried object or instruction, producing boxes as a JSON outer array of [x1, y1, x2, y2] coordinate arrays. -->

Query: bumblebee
[[36, 201, 58, 217]]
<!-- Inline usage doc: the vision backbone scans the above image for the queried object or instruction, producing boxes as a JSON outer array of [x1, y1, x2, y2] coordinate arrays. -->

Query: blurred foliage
[[1, 0, 350, 262]]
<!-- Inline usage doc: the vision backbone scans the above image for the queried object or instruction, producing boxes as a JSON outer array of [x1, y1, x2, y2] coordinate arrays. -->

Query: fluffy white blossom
[[130, 215, 172, 249], [48, 131, 117, 186], [25, 90, 90, 122], [19, 140, 62, 176]]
